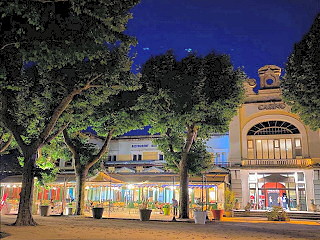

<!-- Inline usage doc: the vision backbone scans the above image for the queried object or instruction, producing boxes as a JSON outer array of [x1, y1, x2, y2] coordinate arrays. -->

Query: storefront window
[[248, 172, 306, 211]]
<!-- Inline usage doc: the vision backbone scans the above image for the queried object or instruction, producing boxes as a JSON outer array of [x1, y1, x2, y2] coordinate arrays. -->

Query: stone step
[[233, 210, 320, 220]]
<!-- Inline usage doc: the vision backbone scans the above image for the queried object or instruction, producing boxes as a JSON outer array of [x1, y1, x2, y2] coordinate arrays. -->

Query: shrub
[[266, 206, 290, 221]]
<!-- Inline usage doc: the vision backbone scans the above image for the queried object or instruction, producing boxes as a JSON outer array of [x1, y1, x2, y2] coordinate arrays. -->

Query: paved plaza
[[1, 214, 319, 240]]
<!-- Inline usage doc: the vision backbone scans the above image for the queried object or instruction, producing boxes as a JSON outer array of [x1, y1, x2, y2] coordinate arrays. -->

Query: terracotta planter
[[139, 209, 152, 221], [40, 205, 49, 216], [211, 209, 224, 221], [194, 211, 207, 224], [92, 207, 104, 219]]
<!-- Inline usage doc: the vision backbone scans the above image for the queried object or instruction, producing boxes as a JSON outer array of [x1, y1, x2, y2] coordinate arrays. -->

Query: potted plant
[[162, 204, 171, 215], [139, 200, 152, 221], [211, 204, 224, 221], [234, 199, 241, 210], [194, 207, 207, 224], [66, 203, 73, 215], [266, 206, 290, 221], [39, 202, 50, 217], [224, 188, 235, 217], [92, 203, 104, 219]]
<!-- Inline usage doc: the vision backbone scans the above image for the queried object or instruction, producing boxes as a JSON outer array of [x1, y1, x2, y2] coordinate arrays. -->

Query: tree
[[140, 51, 245, 218], [0, 128, 13, 153], [153, 128, 212, 175], [0, 0, 139, 226], [282, 13, 320, 130], [62, 90, 143, 215]]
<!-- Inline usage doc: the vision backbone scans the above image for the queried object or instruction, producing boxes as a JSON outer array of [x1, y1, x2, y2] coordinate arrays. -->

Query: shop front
[[248, 172, 307, 211]]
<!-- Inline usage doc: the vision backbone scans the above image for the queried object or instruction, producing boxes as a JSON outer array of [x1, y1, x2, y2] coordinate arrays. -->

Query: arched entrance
[[261, 182, 286, 208]]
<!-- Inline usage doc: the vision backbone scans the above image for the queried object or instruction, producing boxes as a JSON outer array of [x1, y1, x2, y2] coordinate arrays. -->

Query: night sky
[[126, 0, 319, 81]]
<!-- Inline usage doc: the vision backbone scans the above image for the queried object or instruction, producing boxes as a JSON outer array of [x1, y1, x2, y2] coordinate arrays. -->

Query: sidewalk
[[84, 209, 320, 225]]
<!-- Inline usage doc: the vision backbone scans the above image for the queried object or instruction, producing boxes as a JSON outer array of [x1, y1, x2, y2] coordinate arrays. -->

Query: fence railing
[[241, 158, 312, 166]]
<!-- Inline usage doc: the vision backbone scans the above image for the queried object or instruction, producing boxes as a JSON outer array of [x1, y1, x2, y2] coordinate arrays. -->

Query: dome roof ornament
[[258, 65, 281, 89]]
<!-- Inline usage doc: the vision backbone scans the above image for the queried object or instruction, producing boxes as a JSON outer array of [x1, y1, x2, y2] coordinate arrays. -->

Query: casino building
[[228, 65, 320, 211]]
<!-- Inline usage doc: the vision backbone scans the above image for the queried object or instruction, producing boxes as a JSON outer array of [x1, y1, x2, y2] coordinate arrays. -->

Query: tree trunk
[[178, 124, 198, 219], [13, 151, 37, 226], [75, 169, 87, 215], [179, 152, 189, 219]]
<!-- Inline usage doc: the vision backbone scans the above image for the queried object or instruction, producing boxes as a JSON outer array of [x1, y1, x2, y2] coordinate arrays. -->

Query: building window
[[295, 139, 302, 157], [297, 172, 304, 182], [247, 121, 300, 135], [133, 154, 142, 161], [108, 155, 117, 161], [314, 170, 320, 180], [159, 154, 164, 161], [65, 160, 72, 167]]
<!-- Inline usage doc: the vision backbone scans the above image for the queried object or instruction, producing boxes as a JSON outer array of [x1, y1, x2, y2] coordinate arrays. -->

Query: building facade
[[229, 65, 320, 211]]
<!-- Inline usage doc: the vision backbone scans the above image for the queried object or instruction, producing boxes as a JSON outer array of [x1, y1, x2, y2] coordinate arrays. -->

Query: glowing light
[[13, 185, 17, 188], [85, 186, 90, 190], [128, 184, 134, 189], [185, 48, 192, 52], [209, 191, 216, 200], [6, 185, 10, 188]]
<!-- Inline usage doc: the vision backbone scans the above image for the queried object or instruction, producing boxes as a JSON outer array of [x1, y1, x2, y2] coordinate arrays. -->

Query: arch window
[[247, 121, 300, 136], [246, 121, 302, 160]]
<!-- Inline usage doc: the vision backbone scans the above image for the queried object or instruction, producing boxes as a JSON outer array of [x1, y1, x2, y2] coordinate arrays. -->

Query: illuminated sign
[[131, 144, 158, 148], [258, 103, 286, 110]]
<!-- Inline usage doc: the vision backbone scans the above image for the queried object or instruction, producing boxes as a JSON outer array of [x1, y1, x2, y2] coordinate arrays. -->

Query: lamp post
[[172, 176, 177, 221]]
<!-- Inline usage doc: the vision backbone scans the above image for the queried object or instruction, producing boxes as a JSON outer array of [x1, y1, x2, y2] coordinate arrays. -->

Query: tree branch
[[0, 134, 13, 153], [62, 129, 79, 167], [86, 128, 115, 171], [39, 123, 69, 149], [0, 93, 28, 152], [165, 128, 179, 169], [0, 43, 17, 51], [182, 123, 197, 153], [37, 74, 103, 148]]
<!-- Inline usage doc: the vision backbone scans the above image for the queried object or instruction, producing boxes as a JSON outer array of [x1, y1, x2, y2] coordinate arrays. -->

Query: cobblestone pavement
[[1, 214, 319, 240]]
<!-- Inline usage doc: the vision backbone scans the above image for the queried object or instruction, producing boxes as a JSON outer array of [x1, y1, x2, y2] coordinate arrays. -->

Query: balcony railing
[[241, 158, 312, 167]]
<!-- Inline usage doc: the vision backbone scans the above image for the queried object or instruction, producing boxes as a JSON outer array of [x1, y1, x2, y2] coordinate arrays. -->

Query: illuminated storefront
[[248, 172, 307, 211]]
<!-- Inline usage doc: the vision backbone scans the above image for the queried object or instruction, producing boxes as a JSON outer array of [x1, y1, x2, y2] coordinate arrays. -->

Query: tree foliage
[[0, 0, 139, 225], [153, 130, 212, 175], [62, 89, 144, 215], [140, 50, 245, 218], [282, 13, 320, 130]]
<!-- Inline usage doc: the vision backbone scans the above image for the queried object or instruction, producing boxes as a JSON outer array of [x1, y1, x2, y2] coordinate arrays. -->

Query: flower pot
[[163, 207, 170, 215], [92, 207, 104, 219], [40, 205, 49, 216], [224, 210, 233, 217], [235, 202, 241, 210], [211, 209, 224, 221], [194, 211, 207, 224], [139, 209, 152, 221], [66, 207, 73, 215]]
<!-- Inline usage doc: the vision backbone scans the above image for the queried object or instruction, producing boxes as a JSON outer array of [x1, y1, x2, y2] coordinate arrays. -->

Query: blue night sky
[[126, 0, 319, 80]]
